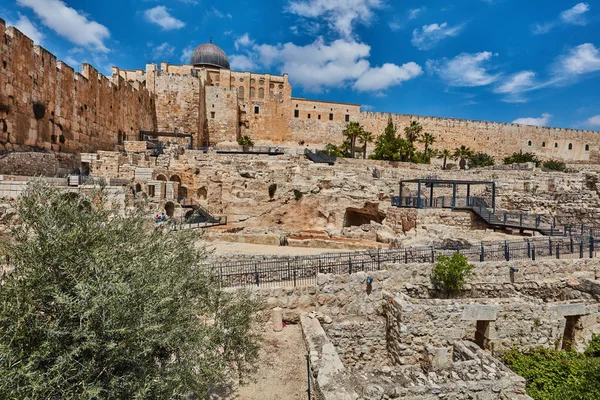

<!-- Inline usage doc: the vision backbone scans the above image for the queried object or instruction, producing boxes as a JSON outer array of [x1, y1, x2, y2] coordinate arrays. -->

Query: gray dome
[[190, 43, 230, 69]]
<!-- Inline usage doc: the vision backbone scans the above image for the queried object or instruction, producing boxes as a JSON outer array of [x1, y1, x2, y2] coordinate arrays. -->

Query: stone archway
[[156, 174, 167, 181], [169, 175, 182, 184], [197, 186, 208, 200], [178, 186, 188, 201], [165, 202, 175, 218], [135, 183, 142, 193]]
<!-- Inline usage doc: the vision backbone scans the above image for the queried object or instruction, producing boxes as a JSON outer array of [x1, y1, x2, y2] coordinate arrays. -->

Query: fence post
[[504, 241, 510, 261], [580, 240, 584, 259], [377, 248, 381, 270], [431, 247, 435, 264], [549, 238, 553, 256], [349, 256, 353, 275], [527, 241, 531, 259], [590, 236, 594, 259], [556, 244, 560, 260], [503, 214, 508, 224], [294, 262, 297, 287], [532, 244, 536, 261], [254, 263, 260, 287], [519, 214, 523, 227], [404, 249, 408, 264], [570, 237, 574, 254], [480, 244, 485, 262]]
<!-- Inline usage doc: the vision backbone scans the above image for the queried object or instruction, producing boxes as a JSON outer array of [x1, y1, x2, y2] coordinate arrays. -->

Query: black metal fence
[[215, 236, 599, 288]]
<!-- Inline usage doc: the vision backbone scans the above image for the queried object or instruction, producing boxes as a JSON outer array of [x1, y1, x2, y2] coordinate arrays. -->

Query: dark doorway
[[343, 207, 385, 227], [165, 202, 175, 218], [562, 316, 581, 350], [475, 321, 490, 349]]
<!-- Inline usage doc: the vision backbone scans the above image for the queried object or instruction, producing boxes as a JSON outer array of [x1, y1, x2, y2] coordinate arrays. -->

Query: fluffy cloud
[[426, 52, 500, 87], [286, 0, 383, 38], [353, 62, 422, 91], [9, 13, 44, 45], [494, 71, 537, 102], [408, 7, 425, 20], [411, 22, 463, 50], [533, 3, 590, 34], [585, 115, 600, 126], [554, 43, 600, 76], [151, 42, 175, 60], [180, 45, 194, 63], [144, 6, 185, 30], [234, 33, 254, 50], [230, 36, 421, 92], [513, 113, 552, 127], [16, 0, 110, 52]]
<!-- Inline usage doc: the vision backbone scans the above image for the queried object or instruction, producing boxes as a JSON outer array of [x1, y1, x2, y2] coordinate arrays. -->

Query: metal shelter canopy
[[398, 178, 496, 211]]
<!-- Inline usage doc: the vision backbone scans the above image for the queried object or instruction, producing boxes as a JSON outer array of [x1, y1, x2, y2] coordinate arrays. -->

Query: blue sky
[[2, 0, 600, 130]]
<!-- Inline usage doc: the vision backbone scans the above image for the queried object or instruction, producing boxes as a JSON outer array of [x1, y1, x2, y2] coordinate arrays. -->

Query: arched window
[[528, 140, 532, 146], [258, 87, 265, 99], [568, 143, 573, 150], [585, 144, 590, 151], [250, 87, 256, 99], [555, 143, 558, 148], [238, 86, 244, 99]]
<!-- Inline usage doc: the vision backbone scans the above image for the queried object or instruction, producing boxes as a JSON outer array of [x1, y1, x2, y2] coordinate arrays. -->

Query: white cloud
[[230, 55, 257, 71], [389, 22, 401, 31], [494, 71, 537, 102], [353, 62, 422, 91], [560, 2, 590, 25], [16, 0, 110, 52], [411, 22, 463, 50], [180, 45, 194, 64], [513, 113, 552, 127], [286, 0, 383, 38], [9, 13, 44, 45], [408, 7, 425, 20], [151, 42, 175, 60], [231, 37, 421, 92], [209, 7, 232, 19], [426, 51, 501, 87], [144, 6, 185, 30], [533, 3, 590, 34], [554, 43, 600, 76], [585, 115, 600, 126], [234, 33, 254, 50]]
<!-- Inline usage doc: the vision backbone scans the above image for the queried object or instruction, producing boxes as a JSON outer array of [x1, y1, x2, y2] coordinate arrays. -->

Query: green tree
[[419, 133, 436, 162], [438, 149, 452, 170], [503, 150, 540, 166], [0, 182, 260, 399], [342, 122, 363, 158], [431, 253, 474, 297], [323, 143, 346, 157], [404, 120, 423, 144], [237, 135, 254, 149], [371, 116, 399, 161], [468, 152, 495, 168], [358, 130, 374, 159], [453, 145, 474, 170]]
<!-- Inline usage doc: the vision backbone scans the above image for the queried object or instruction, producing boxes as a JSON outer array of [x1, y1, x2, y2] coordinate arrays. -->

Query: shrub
[[268, 183, 277, 199], [32, 101, 46, 119], [237, 135, 254, 148], [542, 159, 567, 172], [293, 189, 303, 201], [504, 150, 540, 166], [431, 253, 474, 297], [585, 334, 600, 358], [0, 182, 261, 399], [468, 152, 495, 168], [323, 143, 345, 157]]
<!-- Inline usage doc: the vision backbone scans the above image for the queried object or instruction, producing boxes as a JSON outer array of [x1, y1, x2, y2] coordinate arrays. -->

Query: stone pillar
[[272, 307, 283, 332]]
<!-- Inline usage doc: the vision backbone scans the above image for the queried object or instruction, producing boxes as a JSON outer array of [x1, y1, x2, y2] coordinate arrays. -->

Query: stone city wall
[[0, 20, 156, 154], [0, 151, 79, 176]]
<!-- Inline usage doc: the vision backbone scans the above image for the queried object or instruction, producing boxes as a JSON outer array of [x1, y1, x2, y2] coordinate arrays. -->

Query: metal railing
[[215, 236, 598, 288]]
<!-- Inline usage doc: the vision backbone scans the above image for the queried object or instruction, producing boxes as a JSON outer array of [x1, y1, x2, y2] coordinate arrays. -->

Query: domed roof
[[190, 43, 230, 69]]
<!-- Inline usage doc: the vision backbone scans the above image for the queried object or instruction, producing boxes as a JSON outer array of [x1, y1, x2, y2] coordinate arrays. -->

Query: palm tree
[[419, 133, 436, 162], [358, 130, 374, 159], [453, 145, 474, 170], [438, 149, 452, 170], [342, 122, 363, 158], [404, 120, 423, 144]]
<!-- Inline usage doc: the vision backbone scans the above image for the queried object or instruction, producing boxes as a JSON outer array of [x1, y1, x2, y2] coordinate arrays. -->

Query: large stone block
[[462, 305, 498, 321]]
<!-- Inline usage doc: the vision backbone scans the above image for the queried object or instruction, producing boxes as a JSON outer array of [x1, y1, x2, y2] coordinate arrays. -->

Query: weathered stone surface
[[462, 305, 499, 321]]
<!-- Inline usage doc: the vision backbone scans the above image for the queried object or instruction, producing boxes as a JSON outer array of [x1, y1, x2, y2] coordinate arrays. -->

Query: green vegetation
[[453, 145, 474, 170], [268, 183, 277, 199], [323, 143, 346, 157], [404, 120, 423, 143], [542, 159, 567, 172], [504, 335, 600, 400], [358, 129, 374, 159], [504, 150, 541, 166], [237, 135, 255, 148], [437, 149, 452, 170], [431, 253, 474, 297], [370, 116, 417, 162], [0, 182, 260, 399], [342, 121, 363, 158], [468, 152, 495, 168], [419, 133, 436, 163]]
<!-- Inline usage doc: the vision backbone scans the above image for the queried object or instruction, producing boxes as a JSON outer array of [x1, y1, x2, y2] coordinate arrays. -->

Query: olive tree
[[0, 182, 260, 399]]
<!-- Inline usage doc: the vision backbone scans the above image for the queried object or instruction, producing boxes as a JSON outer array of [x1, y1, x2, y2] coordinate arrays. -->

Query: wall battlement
[[0, 20, 156, 154]]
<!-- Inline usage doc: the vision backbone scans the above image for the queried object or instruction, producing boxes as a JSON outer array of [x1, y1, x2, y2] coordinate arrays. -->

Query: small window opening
[[345, 114, 350, 122], [585, 144, 590, 151], [254, 106, 260, 114], [294, 110, 299, 118], [211, 112, 215, 119], [542, 142, 546, 147], [528, 140, 532, 146], [555, 143, 558, 148], [308, 114, 311, 119], [318, 115, 321, 120], [568, 143, 573, 150], [329, 113, 334, 121]]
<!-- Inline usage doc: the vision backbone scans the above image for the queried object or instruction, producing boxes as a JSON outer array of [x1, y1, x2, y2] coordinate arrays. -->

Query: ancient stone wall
[[0, 151, 79, 176], [204, 85, 238, 144], [0, 20, 156, 153], [359, 112, 599, 162]]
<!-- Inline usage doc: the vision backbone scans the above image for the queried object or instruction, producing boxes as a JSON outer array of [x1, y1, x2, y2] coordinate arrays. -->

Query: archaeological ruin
[[2, 19, 600, 400]]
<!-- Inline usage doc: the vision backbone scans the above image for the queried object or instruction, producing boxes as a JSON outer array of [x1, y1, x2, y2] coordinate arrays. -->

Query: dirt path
[[208, 241, 349, 256], [211, 323, 309, 400]]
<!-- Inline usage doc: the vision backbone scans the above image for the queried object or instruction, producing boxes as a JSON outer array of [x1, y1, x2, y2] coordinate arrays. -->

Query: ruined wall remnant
[[0, 19, 156, 153]]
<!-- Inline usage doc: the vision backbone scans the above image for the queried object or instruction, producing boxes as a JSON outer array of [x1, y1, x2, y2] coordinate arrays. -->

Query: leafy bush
[[237, 135, 254, 148], [468, 152, 495, 168], [542, 159, 567, 172], [0, 182, 261, 399], [585, 334, 600, 358], [293, 189, 303, 201], [504, 346, 600, 400], [268, 183, 277, 199], [431, 253, 474, 297], [323, 143, 346, 157], [504, 150, 540, 166]]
